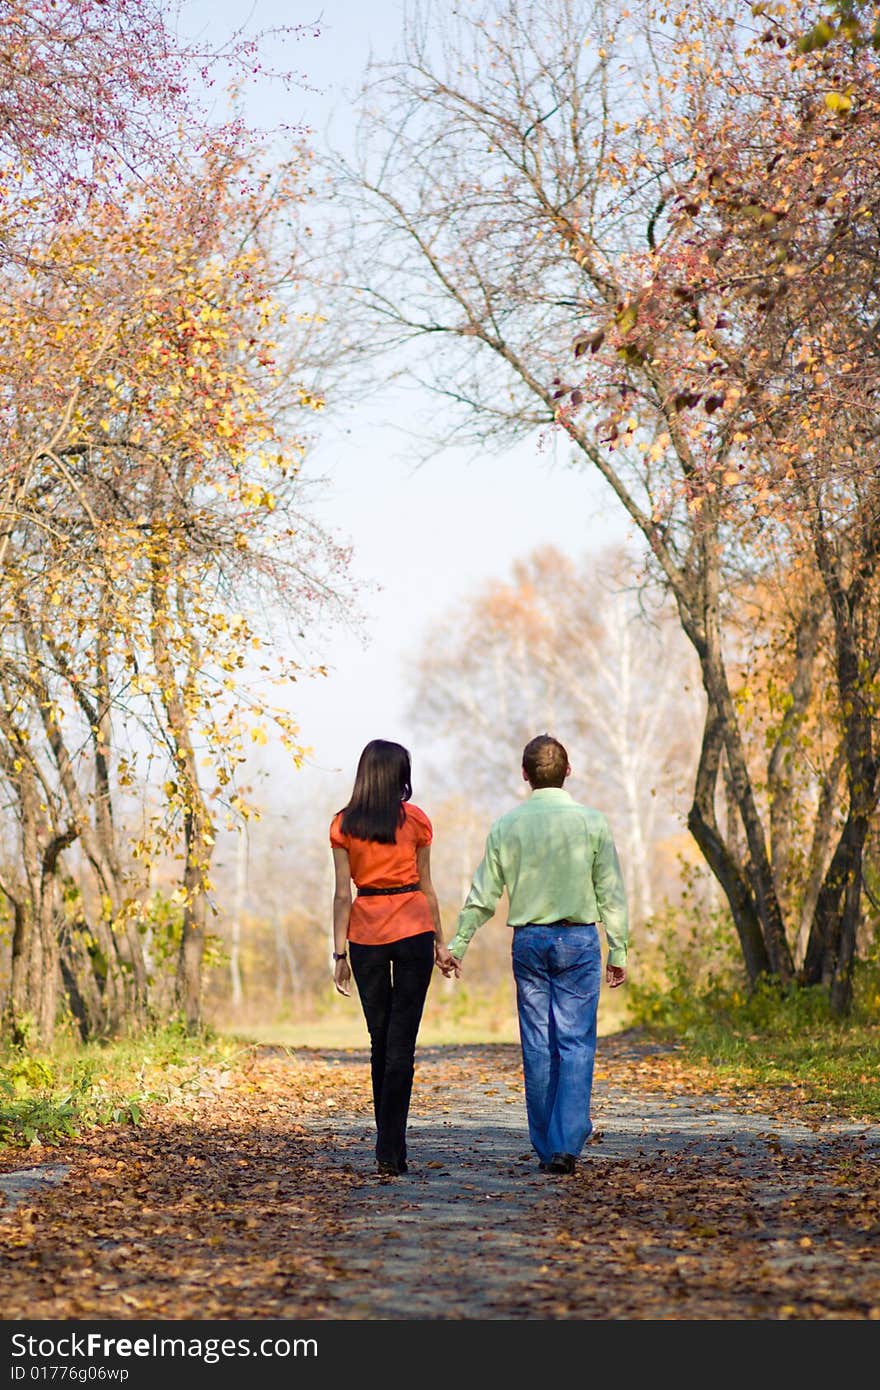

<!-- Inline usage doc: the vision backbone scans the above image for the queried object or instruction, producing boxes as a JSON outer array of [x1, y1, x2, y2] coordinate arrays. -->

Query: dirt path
[[293, 1035, 880, 1319], [0, 1031, 877, 1320]]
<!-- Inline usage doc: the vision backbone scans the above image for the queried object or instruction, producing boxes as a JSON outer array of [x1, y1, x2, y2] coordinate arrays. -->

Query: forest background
[[1, 0, 879, 1067]]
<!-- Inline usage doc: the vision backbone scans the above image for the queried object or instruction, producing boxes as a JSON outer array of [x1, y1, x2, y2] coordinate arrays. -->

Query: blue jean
[[511, 923, 601, 1162]]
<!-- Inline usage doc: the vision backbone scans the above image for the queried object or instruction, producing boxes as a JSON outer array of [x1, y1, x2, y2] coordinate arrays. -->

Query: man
[[446, 734, 628, 1175]]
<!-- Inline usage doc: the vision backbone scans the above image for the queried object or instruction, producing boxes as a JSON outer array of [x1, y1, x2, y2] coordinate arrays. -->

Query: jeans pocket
[[555, 928, 600, 972]]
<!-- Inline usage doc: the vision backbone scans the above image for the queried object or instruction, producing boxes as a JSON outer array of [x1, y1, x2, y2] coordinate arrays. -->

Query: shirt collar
[[529, 787, 573, 802]]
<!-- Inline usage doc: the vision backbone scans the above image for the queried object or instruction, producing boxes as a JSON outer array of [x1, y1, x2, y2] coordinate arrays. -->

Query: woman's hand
[[334, 956, 352, 997], [434, 941, 461, 978]]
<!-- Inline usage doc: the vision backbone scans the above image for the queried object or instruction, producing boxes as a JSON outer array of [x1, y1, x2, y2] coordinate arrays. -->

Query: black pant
[[349, 931, 435, 1168]]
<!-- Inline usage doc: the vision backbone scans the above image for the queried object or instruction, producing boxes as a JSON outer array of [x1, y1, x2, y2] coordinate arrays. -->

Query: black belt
[[516, 919, 596, 927], [357, 881, 421, 897]]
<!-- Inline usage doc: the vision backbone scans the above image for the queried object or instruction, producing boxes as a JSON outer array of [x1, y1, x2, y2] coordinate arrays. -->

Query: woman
[[330, 739, 457, 1176]]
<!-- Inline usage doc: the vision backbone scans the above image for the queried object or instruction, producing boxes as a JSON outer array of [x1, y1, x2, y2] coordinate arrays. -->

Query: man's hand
[[435, 942, 462, 978], [334, 957, 352, 996], [605, 963, 626, 988]]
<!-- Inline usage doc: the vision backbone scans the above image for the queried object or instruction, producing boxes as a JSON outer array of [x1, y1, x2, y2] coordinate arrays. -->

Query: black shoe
[[538, 1159, 552, 1171], [377, 1159, 408, 1176], [547, 1152, 576, 1174]]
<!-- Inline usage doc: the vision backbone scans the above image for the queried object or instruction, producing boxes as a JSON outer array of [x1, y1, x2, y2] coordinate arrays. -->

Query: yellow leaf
[[824, 92, 853, 113]]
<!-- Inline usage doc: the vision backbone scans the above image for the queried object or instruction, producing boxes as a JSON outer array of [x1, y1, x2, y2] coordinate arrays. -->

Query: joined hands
[[434, 941, 462, 978]]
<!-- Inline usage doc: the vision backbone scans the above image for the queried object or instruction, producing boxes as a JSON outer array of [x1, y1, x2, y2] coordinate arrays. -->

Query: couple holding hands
[[330, 735, 629, 1178]]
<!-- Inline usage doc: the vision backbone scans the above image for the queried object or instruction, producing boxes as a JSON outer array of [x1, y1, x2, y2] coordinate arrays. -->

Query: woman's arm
[[417, 844, 460, 977], [331, 846, 353, 997]]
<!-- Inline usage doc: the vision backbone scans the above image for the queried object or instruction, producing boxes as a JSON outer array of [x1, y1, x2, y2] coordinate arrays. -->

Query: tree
[[582, 0, 880, 1010], [0, 0, 306, 244], [0, 2, 349, 1044], [329, 0, 879, 1008], [0, 141, 347, 1043]]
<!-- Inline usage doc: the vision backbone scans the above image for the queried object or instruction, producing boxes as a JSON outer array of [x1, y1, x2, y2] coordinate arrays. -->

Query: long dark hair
[[339, 739, 413, 844]]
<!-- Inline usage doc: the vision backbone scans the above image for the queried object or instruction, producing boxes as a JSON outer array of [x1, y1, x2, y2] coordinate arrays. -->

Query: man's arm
[[593, 818, 629, 983], [447, 827, 505, 962]]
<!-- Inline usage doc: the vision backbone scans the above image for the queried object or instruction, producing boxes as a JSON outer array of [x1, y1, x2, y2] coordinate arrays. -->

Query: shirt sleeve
[[329, 813, 347, 849], [592, 817, 629, 968], [448, 824, 505, 959]]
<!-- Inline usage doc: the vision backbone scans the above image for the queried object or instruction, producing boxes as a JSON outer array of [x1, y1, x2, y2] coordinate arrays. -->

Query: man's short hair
[[522, 734, 569, 788]]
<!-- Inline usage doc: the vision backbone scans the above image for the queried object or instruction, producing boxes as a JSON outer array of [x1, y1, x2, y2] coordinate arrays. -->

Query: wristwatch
[[332, 951, 348, 961]]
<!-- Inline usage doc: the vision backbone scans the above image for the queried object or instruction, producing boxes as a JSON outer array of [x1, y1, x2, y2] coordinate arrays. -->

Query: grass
[[666, 1016, 880, 1121], [0, 1022, 241, 1150], [631, 971, 880, 1122]]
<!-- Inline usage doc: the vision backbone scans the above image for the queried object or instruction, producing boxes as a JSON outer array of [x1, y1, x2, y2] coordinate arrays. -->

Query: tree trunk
[[687, 701, 771, 983], [0, 748, 69, 1046], [34, 829, 79, 1046], [796, 748, 845, 970], [36, 877, 61, 1047], [92, 621, 149, 1025], [18, 593, 145, 1032], [58, 914, 109, 1043], [675, 526, 792, 982], [230, 828, 246, 1010], [767, 605, 823, 931], [150, 555, 215, 1034], [830, 825, 867, 1017], [7, 895, 34, 1045], [6, 848, 69, 1048], [706, 664, 794, 980], [178, 805, 209, 1033], [806, 506, 879, 1010], [803, 812, 863, 990]]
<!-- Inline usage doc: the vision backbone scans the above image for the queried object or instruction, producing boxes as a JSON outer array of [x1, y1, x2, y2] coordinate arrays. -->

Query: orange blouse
[[329, 802, 435, 946]]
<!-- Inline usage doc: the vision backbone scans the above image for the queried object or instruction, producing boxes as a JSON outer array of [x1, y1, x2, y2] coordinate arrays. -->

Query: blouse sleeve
[[329, 813, 347, 849], [411, 805, 433, 847]]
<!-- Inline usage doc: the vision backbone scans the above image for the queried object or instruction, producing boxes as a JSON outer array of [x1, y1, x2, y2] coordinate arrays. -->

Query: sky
[[179, 0, 630, 814]]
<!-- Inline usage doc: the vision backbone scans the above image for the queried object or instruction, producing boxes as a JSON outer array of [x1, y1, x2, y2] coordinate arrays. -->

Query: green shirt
[[448, 787, 629, 967]]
